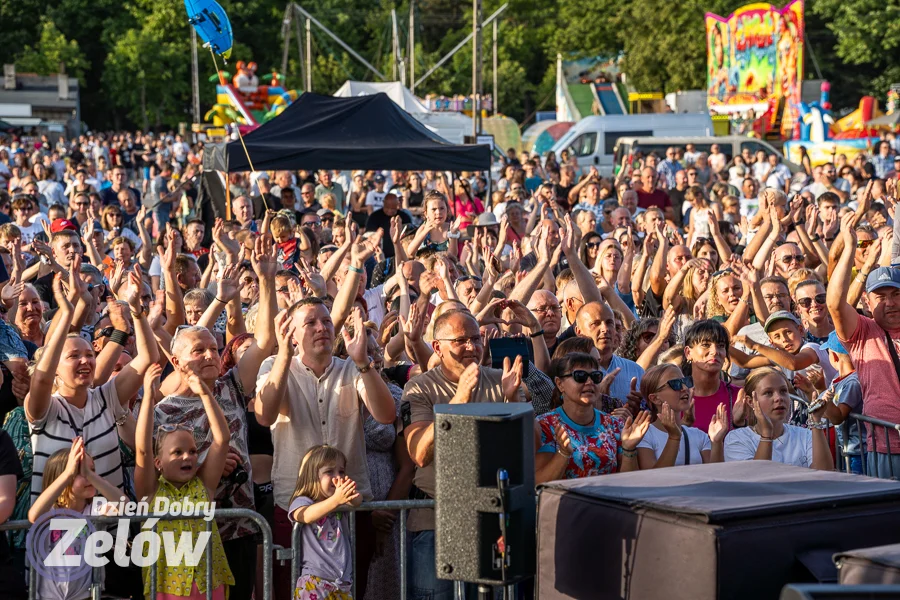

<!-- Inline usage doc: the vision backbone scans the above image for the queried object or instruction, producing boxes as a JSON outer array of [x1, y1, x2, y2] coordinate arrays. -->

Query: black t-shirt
[[100, 185, 141, 207], [555, 184, 574, 208], [365, 209, 411, 258], [0, 430, 24, 564], [668, 187, 687, 227], [33, 272, 57, 310]]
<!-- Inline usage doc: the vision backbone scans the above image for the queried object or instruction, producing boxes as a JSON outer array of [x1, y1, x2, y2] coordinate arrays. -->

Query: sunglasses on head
[[659, 376, 693, 392], [712, 268, 733, 277], [561, 370, 604, 384], [797, 293, 827, 309], [457, 275, 482, 283], [158, 423, 194, 434]]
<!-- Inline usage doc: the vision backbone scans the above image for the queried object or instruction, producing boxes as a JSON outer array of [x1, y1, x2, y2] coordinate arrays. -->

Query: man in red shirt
[[636, 167, 673, 221]]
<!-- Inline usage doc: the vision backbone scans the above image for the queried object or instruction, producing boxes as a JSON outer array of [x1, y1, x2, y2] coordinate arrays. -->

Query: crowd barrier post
[[843, 413, 900, 479], [1, 508, 274, 600]]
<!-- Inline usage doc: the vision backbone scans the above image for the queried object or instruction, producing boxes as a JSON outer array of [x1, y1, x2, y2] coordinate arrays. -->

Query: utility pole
[[492, 19, 498, 116], [472, 0, 482, 136], [409, 0, 415, 93], [306, 18, 312, 92], [191, 28, 200, 124]]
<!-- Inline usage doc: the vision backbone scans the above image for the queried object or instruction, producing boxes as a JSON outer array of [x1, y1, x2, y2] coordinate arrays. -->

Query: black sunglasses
[[797, 293, 827, 309], [457, 275, 482, 283], [585, 241, 603, 249], [659, 376, 693, 392], [561, 370, 603, 384]]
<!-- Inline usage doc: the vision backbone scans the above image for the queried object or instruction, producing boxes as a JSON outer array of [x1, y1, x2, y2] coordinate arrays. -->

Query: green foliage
[[14, 17, 89, 83], [3, 0, 893, 129]]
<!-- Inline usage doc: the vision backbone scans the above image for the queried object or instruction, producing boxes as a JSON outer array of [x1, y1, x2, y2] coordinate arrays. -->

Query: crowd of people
[[0, 128, 897, 599]]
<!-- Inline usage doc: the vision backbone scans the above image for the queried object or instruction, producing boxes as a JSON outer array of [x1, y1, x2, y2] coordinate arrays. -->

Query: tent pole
[[409, 0, 415, 94], [292, 3, 387, 81], [391, 9, 399, 82], [293, 7, 305, 92], [191, 29, 201, 126], [225, 173, 231, 221], [472, 0, 482, 137]]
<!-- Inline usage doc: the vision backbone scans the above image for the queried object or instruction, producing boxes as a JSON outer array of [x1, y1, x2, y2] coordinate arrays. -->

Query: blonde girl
[[135, 364, 234, 600], [288, 445, 362, 600], [28, 437, 125, 600]]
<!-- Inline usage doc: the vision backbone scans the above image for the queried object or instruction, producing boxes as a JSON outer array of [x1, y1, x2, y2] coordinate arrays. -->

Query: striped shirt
[[29, 379, 126, 501]]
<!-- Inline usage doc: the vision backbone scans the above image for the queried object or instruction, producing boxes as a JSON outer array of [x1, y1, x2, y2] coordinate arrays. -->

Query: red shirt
[[637, 189, 671, 211]]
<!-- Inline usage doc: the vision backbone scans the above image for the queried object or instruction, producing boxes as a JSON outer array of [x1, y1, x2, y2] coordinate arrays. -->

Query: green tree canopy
[[15, 17, 89, 83]]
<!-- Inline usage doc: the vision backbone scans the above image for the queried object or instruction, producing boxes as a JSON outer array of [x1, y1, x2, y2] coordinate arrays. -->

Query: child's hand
[[332, 476, 359, 506], [66, 437, 85, 478], [143, 363, 163, 402], [185, 370, 212, 397]]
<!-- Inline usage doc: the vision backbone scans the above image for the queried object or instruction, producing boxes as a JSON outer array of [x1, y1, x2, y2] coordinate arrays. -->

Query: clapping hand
[[501, 355, 523, 402], [708, 402, 728, 443], [332, 476, 360, 506], [621, 410, 652, 451], [751, 393, 774, 438], [659, 402, 683, 438], [216, 263, 241, 303], [553, 424, 573, 458], [452, 363, 480, 404]]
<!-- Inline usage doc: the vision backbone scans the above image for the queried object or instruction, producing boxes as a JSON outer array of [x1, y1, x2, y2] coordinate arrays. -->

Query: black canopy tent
[[202, 92, 491, 173]]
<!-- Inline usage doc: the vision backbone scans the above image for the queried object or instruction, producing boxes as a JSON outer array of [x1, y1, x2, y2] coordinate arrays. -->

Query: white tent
[[334, 81, 428, 114], [334, 80, 473, 144]]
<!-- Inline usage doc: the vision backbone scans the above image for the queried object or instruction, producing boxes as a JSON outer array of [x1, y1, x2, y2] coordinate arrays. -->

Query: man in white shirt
[[683, 143, 700, 166], [763, 154, 791, 192], [807, 162, 849, 201], [364, 174, 388, 214], [708, 143, 728, 174]]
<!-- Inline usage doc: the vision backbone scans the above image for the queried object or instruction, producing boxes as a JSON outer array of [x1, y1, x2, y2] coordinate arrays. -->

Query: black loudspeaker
[[434, 402, 536, 585]]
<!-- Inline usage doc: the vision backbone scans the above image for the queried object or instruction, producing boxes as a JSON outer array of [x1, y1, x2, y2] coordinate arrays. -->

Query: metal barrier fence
[[836, 413, 900, 479], [780, 583, 900, 599], [288, 498, 435, 600], [0, 507, 273, 600]]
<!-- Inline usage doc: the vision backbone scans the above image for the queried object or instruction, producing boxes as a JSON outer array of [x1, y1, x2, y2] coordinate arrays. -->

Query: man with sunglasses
[[403, 309, 526, 599], [773, 242, 805, 278]]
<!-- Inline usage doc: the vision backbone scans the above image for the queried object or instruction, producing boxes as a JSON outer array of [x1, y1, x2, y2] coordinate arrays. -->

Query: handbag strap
[[681, 426, 691, 465]]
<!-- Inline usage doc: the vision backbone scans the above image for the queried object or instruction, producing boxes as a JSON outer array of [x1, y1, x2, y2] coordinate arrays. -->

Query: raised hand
[[659, 403, 683, 437], [342, 307, 370, 368], [451, 362, 480, 404], [216, 263, 241, 302], [399, 301, 426, 343], [147, 290, 166, 330], [185, 369, 213, 397], [553, 424, 573, 458], [597, 367, 620, 396], [274, 309, 295, 354], [839, 209, 857, 247], [250, 233, 278, 279], [621, 410, 652, 451], [332, 476, 360, 505], [121, 264, 145, 312], [708, 402, 728, 443], [732, 388, 750, 427], [625, 376, 643, 416], [751, 393, 774, 438], [501, 355, 523, 402], [65, 254, 85, 304], [65, 437, 85, 478], [390, 215, 404, 246], [351, 229, 383, 265], [107, 299, 133, 333], [143, 363, 163, 404]]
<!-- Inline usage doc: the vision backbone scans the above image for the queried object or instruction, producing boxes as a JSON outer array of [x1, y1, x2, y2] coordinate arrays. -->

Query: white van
[[551, 114, 715, 176]]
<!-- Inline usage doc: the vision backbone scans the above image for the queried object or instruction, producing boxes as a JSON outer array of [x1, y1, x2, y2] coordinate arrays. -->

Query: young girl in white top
[[724, 367, 833, 470], [288, 445, 362, 600], [637, 363, 728, 468], [28, 437, 126, 600]]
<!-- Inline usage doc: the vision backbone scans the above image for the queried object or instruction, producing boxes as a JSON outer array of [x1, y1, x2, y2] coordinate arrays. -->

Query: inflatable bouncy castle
[[202, 63, 300, 136], [783, 81, 882, 166]]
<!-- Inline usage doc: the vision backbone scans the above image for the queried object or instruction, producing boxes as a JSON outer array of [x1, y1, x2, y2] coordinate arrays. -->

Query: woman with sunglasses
[[637, 363, 728, 468], [579, 232, 603, 270], [618, 313, 675, 370], [793, 280, 833, 344], [536, 353, 651, 484], [724, 367, 832, 469]]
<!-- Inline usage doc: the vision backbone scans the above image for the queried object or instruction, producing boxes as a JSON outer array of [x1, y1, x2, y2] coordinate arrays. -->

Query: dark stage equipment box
[[537, 461, 900, 599]]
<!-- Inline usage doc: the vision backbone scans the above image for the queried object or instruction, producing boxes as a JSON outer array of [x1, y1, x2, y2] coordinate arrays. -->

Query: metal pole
[[281, 4, 292, 80], [415, 3, 508, 90], [409, 0, 415, 93], [306, 18, 312, 92], [492, 19, 498, 116], [392, 8, 399, 82], [191, 28, 201, 125], [293, 7, 305, 92], [472, 0, 482, 137], [292, 3, 387, 80]]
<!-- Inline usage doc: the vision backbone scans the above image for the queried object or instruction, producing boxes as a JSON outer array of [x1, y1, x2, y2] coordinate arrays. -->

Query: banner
[[706, 0, 804, 135]]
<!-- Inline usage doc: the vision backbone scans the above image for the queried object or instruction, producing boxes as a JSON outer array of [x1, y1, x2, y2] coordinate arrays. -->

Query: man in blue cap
[[827, 212, 900, 478], [819, 331, 864, 474]]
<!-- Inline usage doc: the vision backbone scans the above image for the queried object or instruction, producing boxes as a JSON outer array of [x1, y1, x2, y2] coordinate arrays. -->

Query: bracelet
[[809, 234, 821, 242], [357, 361, 374, 373], [130, 308, 144, 318], [621, 448, 637, 458], [529, 329, 545, 338], [447, 232, 461, 239], [108, 329, 129, 346], [759, 437, 774, 443], [808, 419, 830, 430], [348, 265, 364, 274], [825, 236, 836, 242], [668, 436, 682, 442], [795, 219, 806, 226], [557, 448, 573, 459], [215, 296, 227, 304], [740, 297, 751, 305]]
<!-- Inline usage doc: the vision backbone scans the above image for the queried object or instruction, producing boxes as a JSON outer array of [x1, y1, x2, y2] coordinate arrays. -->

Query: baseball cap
[[317, 208, 334, 218], [374, 174, 386, 183], [50, 218, 78, 233], [820, 331, 848, 356], [865, 267, 900, 293], [763, 310, 802, 333]]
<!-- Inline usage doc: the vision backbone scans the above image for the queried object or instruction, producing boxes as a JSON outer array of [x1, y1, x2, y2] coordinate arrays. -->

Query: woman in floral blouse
[[535, 353, 651, 483]]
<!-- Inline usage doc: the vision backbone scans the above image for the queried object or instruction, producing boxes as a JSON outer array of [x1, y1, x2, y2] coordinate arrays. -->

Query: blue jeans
[[866, 452, 900, 480], [846, 455, 863, 475], [409, 530, 453, 600]]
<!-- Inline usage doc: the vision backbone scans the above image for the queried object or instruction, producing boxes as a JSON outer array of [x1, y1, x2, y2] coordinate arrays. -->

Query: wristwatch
[[357, 361, 374, 374]]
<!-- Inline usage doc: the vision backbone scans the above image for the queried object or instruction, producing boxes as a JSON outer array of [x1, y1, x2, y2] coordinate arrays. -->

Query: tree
[[15, 17, 89, 83]]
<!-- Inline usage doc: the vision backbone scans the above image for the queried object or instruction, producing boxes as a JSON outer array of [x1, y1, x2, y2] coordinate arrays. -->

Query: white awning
[[1, 117, 42, 126]]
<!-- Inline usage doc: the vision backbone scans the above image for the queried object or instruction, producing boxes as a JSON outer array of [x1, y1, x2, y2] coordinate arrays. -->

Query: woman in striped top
[[26, 259, 158, 503]]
